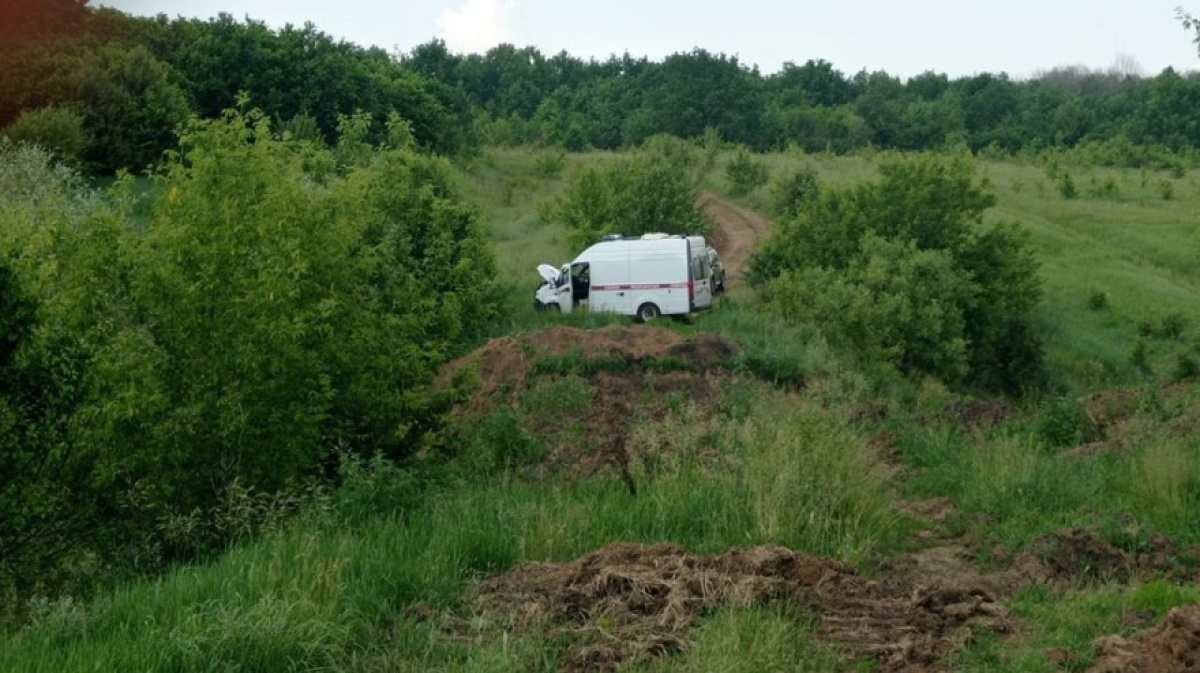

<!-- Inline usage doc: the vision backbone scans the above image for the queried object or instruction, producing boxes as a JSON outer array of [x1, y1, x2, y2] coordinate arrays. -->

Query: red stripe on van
[[590, 282, 690, 291]]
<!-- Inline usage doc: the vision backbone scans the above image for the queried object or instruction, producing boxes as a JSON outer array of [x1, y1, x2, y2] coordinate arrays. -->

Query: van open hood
[[537, 264, 559, 285]]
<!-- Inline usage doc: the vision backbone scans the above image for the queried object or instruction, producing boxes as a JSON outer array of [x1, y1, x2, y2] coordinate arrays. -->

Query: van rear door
[[688, 237, 713, 310]]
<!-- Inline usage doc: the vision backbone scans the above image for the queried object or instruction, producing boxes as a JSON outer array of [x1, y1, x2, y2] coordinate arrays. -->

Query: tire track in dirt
[[698, 191, 772, 287]]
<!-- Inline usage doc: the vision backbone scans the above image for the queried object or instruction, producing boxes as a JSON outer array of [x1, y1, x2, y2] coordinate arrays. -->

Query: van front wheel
[[636, 303, 661, 323]]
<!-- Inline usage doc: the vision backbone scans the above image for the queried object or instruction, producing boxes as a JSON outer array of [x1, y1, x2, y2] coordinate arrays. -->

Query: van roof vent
[[600, 234, 624, 241]]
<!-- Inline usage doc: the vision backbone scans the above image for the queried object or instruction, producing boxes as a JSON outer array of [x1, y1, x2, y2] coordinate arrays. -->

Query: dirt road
[[698, 191, 772, 286]]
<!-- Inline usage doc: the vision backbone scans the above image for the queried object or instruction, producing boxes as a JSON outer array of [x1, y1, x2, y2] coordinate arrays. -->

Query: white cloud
[[437, 0, 516, 53]]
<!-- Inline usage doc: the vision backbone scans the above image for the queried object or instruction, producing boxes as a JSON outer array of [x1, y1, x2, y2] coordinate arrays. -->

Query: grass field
[[3, 146, 1200, 671], [463, 146, 1200, 392], [697, 148, 1200, 393]]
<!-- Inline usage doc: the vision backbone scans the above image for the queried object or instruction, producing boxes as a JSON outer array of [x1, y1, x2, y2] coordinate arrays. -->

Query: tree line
[[5, 1, 1200, 173], [0, 1, 475, 172]]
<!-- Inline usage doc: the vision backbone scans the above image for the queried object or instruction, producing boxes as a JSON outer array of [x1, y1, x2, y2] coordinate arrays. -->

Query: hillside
[[3, 146, 1199, 672]]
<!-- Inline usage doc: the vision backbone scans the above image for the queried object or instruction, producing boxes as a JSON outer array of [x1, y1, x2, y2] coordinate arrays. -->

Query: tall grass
[[0, 386, 899, 671], [702, 148, 1200, 393], [6, 146, 1199, 670], [899, 387, 1200, 549], [951, 579, 1200, 672], [467, 146, 1200, 393], [637, 607, 844, 672]]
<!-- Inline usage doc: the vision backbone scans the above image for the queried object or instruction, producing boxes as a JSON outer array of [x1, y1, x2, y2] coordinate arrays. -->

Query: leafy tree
[[764, 102, 869, 154], [628, 49, 765, 148], [770, 166, 820, 219], [10, 3, 1200, 174], [541, 141, 704, 247], [724, 146, 769, 196], [87, 108, 497, 508], [769, 60, 855, 108], [0, 143, 96, 598], [133, 15, 475, 156], [0, 108, 500, 601], [1180, 7, 1200, 53], [0, 0, 90, 44], [2, 106, 90, 161], [853, 70, 906, 147], [765, 237, 973, 382], [0, 37, 190, 171], [752, 156, 1042, 392]]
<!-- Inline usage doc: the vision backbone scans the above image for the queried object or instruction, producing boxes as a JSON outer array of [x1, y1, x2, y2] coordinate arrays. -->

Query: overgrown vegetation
[[0, 110, 497, 607], [724, 146, 770, 196], [538, 136, 706, 247], [752, 155, 1043, 394], [4, 2, 1200, 671]]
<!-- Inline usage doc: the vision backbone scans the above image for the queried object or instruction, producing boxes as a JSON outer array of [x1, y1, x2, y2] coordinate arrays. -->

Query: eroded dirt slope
[[438, 325, 739, 488]]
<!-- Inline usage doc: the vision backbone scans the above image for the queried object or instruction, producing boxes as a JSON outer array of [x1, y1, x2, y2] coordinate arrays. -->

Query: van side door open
[[556, 264, 573, 313]]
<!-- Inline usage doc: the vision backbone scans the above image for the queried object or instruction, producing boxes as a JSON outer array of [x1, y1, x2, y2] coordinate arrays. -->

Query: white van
[[535, 234, 714, 321]]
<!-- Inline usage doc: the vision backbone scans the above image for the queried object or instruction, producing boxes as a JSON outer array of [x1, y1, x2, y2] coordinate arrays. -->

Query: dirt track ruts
[[698, 191, 772, 286]]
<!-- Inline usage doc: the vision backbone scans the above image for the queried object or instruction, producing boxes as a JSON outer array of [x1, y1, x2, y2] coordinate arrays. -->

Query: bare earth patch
[[1089, 605, 1200, 672], [438, 326, 740, 488], [439, 325, 737, 410], [1032, 527, 1197, 585], [471, 542, 1014, 671], [471, 529, 1200, 671]]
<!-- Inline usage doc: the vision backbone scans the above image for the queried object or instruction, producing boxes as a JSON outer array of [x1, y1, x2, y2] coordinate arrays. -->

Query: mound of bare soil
[[440, 326, 736, 410], [945, 400, 1016, 431], [912, 400, 1016, 432], [439, 326, 740, 487], [1033, 528, 1196, 584], [1089, 605, 1200, 672], [471, 542, 1012, 671], [1073, 383, 1199, 455]]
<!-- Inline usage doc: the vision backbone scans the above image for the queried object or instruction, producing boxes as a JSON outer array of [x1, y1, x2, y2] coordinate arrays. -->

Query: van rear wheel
[[636, 303, 661, 323]]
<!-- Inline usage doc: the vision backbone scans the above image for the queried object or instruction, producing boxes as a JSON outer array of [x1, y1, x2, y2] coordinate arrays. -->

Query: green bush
[[540, 142, 705, 248], [1174, 354, 1199, 382], [724, 146, 769, 196], [2, 106, 90, 162], [335, 452, 422, 520], [0, 145, 97, 603], [1139, 312, 1189, 340], [0, 109, 500, 606], [1035, 396, 1097, 448], [1160, 312, 1188, 340], [769, 166, 820, 219], [752, 155, 1043, 393], [458, 409, 544, 474], [1086, 175, 1119, 198], [533, 148, 566, 178], [1058, 171, 1078, 199], [765, 237, 972, 382], [1130, 340, 1153, 375]]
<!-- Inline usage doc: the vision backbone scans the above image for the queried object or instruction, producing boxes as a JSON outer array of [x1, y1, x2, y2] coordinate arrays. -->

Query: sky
[[97, 0, 1200, 79]]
